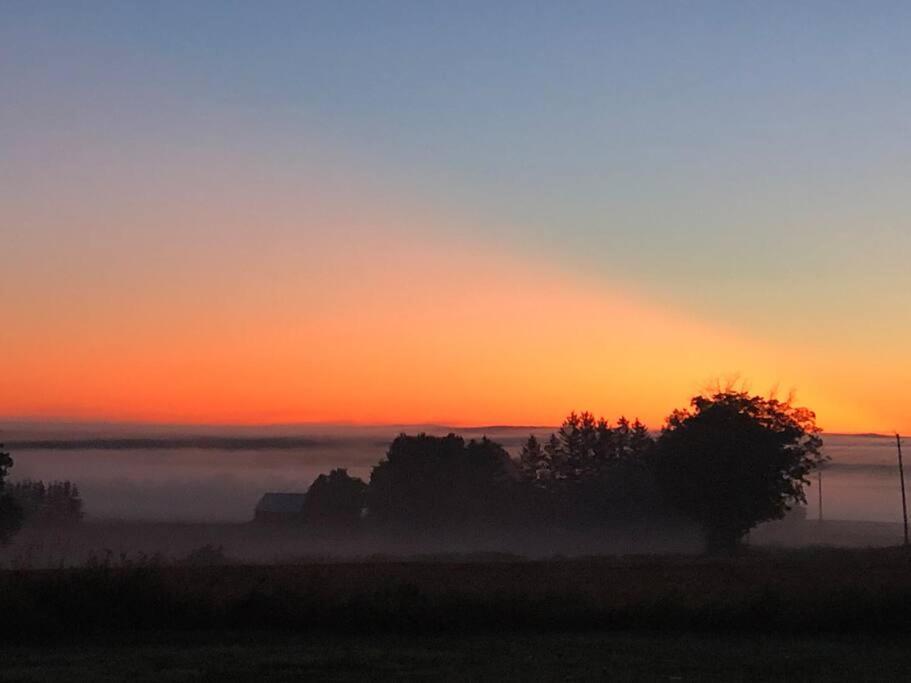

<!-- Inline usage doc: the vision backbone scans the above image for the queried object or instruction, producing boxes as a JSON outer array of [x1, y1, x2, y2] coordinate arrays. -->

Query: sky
[[2, 2, 910, 432]]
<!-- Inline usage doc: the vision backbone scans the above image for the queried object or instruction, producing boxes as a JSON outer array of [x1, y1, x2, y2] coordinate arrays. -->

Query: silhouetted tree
[[518, 435, 548, 487], [543, 434, 562, 481], [653, 390, 824, 553], [368, 433, 516, 532], [9, 480, 84, 526], [302, 468, 367, 528], [543, 412, 654, 481], [0, 446, 23, 544], [527, 414, 658, 525], [623, 418, 654, 460]]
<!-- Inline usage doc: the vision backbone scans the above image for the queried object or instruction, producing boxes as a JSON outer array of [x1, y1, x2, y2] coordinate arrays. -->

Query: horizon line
[[0, 418, 899, 440]]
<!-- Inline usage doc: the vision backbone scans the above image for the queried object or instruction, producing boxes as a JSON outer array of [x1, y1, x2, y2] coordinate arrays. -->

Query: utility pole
[[897, 434, 908, 547]]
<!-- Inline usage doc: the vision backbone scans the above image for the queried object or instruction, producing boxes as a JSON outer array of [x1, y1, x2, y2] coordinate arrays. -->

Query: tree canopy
[[653, 390, 824, 552], [368, 433, 516, 532], [336, 392, 825, 552], [302, 468, 367, 527], [518, 413, 658, 525]]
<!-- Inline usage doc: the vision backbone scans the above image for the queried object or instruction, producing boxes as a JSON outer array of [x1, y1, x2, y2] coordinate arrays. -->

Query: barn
[[253, 492, 306, 523]]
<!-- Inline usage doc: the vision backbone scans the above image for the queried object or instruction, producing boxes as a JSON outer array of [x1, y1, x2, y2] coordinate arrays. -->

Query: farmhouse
[[254, 492, 306, 523]]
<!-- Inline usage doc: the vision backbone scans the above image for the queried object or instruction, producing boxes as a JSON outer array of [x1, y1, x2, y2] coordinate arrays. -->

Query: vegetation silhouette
[[5, 548, 911, 641], [653, 390, 824, 553], [0, 446, 83, 542], [518, 412, 660, 528], [0, 445, 23, 544], [368, 434, 516, 534], [302, 468, 367, 528], [8, 480, 84, 527], [249, 390, 824, 554]]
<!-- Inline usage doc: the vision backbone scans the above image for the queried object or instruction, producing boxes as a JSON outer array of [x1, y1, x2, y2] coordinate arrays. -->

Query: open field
[[3, 631, 911, 681], [4, 523, 911, 679], [5, 547, 911, 640]]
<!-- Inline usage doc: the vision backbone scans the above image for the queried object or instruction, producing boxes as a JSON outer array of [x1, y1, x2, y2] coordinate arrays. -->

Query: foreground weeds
[[4, 547, 911, 641]]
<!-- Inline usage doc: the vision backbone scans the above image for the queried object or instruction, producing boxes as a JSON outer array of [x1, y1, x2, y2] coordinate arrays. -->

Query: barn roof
[[255, 492, 306, 514]]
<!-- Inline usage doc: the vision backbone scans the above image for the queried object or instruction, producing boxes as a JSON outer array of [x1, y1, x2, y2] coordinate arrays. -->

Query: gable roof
[[255, 492, 306, 514]]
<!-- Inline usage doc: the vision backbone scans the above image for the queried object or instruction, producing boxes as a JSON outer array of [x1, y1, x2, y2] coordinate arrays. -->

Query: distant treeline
[[287, 390, 825, 553], [7, 480, 84, 527], [0, 439, 85, 540]]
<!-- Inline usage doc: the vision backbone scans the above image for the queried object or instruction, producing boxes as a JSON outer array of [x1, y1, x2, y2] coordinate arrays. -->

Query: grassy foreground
[[5, 546, 911, 639], [3, 631, 911, 681], [5, 548, 911, 680]]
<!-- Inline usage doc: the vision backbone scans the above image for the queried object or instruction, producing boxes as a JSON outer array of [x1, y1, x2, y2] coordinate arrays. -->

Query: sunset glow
[[3, 208, 906, 432], [3, 3, 910, 433]]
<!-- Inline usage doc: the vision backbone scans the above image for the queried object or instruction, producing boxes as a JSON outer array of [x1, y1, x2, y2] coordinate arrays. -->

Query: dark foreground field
[[7, 547, 911, 636], [5, 548, 911, 680], [3, 631, 911, 681]]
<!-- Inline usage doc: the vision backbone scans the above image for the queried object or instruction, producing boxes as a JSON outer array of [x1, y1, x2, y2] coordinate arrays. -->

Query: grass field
[[5, 547, 911, 637], [3, 631, 911, 681], [5, 546, 911, 679]]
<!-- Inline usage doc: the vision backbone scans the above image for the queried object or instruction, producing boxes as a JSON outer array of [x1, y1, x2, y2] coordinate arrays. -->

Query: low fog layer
[[0, 424, 903, 523]]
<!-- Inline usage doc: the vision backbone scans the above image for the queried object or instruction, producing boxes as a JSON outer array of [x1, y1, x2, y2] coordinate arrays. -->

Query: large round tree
[[654, 391, 824, 553]]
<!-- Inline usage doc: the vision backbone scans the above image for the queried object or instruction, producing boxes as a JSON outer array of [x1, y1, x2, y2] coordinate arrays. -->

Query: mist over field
[[0, 423, 901, 524]]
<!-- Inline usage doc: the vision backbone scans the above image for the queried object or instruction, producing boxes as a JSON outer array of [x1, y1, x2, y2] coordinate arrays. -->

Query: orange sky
[[3, 219, 906, 433], [2, 125, 908, 436], [4, 3, 911, 436]]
